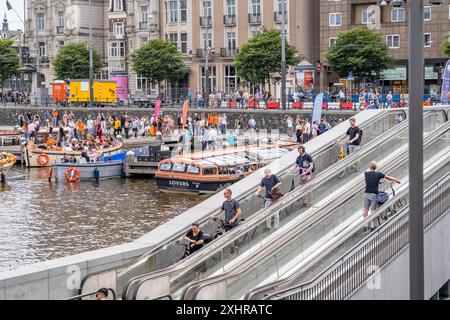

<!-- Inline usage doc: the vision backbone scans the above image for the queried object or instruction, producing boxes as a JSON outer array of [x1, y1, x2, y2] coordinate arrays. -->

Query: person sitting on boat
[[81, 151, 90, 163]]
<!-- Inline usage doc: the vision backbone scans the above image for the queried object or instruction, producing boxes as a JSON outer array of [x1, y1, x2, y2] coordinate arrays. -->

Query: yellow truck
[[69, 80, 117, 103]]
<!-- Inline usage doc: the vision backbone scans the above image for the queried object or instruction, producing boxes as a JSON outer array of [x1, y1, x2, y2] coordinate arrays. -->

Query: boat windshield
[[159, 163, 172, 171], [172, 162, 187, 173], [186, 165, 200, 174]]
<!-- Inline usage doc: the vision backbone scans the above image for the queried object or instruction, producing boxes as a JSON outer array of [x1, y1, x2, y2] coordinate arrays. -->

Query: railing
[[56, 26, 64, 34], [248, 13, 261, 24], [65, 288, 117, 300], [200, 16, 212, 27], [223, 15, 236, 26], [196, 49, 213, 59], [266, 173, 450, 300], [139, 22, 148, 30], [274, 11, 288, 23], [220, 48, 239, 57]]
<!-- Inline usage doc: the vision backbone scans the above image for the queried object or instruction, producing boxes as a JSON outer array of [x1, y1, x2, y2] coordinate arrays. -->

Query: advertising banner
[[111, 75, 128, 100], [312, 93, 324, 128], [441, 60, 450, 105]]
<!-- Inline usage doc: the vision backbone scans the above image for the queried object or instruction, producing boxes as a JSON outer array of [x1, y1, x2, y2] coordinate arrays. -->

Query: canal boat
[[155, 143, 296, 194], [21, 129, 123, 168], [54, 152, 127, 182], [0, 152, 16, 173]]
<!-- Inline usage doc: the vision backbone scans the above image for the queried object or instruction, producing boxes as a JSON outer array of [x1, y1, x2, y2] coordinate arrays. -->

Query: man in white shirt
[[207, 126, 217, 151], [86, 117, 94, 137]]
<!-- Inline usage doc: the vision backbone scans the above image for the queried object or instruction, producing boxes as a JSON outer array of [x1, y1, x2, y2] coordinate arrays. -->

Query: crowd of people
[[1, 91, 31, 105]]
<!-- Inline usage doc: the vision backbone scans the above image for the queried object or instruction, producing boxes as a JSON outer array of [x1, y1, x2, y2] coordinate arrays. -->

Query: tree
[[130, 40, 187, 93], [325, 28, 395, 83], [442, 34, 450, 57], [235, 28, 301, 91], [53, 43, 102, 80], [0, 39, 20, 93]]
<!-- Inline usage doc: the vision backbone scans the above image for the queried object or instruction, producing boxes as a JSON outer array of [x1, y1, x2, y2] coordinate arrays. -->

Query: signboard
[[424, 67, 438, 80], [382, 67, 407, 81], [111, 75, 129, 100]]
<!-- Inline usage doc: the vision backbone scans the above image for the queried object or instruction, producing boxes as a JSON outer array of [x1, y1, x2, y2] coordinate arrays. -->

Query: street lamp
[[379, 0, 442, 301], [280, 0, 287, 110], [203, 1, 211, 108], [88, 0, 94, 108]]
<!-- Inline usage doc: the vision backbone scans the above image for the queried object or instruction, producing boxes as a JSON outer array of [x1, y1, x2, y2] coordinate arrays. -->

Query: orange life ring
[[37, 154, 50, 166], [65, 167, 80, 182]]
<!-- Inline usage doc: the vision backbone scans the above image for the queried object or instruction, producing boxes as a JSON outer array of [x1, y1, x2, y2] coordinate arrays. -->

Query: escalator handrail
[[125, 111, 416, 298], [181, 121, 450, 300], [262, 171, 450, 300]]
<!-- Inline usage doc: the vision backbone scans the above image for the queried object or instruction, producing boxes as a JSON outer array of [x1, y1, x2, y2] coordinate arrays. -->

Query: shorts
[[348, 144, 361, 155], [364, 193, 378, 210]]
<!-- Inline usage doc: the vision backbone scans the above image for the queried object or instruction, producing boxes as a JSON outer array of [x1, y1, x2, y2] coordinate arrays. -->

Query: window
[[187, 165, 200, 174], [168, 32, 178, 43], [172, 163, 186, 172], [251, 0, 261, 15], [424, 33, 432, 47], [115, 0, 124, 12], [277, 0, 287, 14], [227, 32, 236, 50], [203, 0, 212, 18], [180, 0, 187, 22], [167, 0, 178, 23], [329, 13, 342, 26], [227, 0, 236, 16], [140, 6, 148, 23], [224, 66, 238, 93], [424, 6, 431, 21], [201, 66, 217, 93], [114, 22, 124, 36], [203, 32, 212, 49], [391, 8, 405, 22], [58, 40, 65, 48], [386, 35, 400, 49], [110, 41, 125, 57], [203, 168, 217, 175], [329, 37, 337, 47], [57, 11, 64, 27], [141, 36, 148, 45], [251, 30, 260, 37], [38, 42, 46, 56], [36, 12, 45, 30], [159, 163, 172, 171], [180, 33, 188, 53], [137, 75, 149, 93]]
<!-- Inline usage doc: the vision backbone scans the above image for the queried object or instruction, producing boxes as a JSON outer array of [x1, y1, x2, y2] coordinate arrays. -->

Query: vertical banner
[[110, 75, 128, 100], [153, 100, 161, 121], [441, 60, 450, 105], [312, 93, 324, 126], [182, 100, 189, 127]]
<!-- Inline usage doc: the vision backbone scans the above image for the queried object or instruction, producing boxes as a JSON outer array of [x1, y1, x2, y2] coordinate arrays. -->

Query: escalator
[[178, 120, 450, 300], [123, 110, 448, 300]]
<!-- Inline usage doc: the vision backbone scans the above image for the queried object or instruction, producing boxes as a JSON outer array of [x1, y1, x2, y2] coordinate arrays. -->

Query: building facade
[[319, 0, 450, 95], [25, 0, 320, 101]]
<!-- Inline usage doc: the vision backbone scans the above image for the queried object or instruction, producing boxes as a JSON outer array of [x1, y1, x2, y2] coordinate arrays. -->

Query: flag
[[441, 60, 450, 105], [311, 93, 324, 129], [6, 1, 13, 11], [182, 100, 189, 127], [153, 100, 161, 121]]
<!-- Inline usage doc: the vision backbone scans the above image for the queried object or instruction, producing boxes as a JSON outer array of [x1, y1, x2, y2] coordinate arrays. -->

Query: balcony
[[56, 26, 64, 34], [196, 49, 214, 59], [248, 13, 261, 25], [109, 32, 125, 40], [139, 22, 148, 30], [200, 16, 212, 27], [274, 11, 288, 24], [220, 48, 238, 58], [223, 15, 236, 26]]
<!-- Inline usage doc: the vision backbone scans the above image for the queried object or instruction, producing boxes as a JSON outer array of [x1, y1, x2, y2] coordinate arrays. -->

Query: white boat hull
[[55, 161, 124, 181]]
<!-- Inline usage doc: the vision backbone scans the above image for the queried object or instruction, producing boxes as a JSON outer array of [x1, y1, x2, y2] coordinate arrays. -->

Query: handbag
[[270, 188, 284, 201]]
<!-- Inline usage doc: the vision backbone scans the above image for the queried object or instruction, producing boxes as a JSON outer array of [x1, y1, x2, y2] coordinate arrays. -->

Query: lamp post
[[281, 0, 287, 110], [88, 0, 94, 108], [6, 0, 26, 93], [203, 1, 210, 108]]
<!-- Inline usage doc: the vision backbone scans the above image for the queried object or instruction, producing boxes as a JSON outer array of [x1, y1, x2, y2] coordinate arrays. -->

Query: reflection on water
[[0, 166, 207, 273]]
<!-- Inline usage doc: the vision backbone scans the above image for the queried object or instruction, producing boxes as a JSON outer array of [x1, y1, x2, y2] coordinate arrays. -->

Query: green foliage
[[235, 28, 301, 87], [131, 40, 187, 86], [442, 34, 450, 57], [53, 43, 102, 80], [0, 39, 20, 90], [325, 28, 395, 82]]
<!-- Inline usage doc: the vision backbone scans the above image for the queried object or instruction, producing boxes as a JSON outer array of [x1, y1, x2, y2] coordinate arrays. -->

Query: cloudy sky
[[1, 0, 25, 31]]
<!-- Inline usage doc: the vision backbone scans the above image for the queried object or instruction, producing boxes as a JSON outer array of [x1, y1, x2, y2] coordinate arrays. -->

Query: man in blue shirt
[[290, 146, 314, 206], [255, 169, 282, 229]]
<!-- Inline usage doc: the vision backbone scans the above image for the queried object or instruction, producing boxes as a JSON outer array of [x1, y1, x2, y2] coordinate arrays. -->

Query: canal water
[[0, 166, 207, 273]]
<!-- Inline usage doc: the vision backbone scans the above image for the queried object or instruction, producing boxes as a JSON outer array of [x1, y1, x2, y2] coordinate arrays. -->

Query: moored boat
[[0, 152, 16, 173], [155, 143, 296, 194], [54, 152, 127, 182]]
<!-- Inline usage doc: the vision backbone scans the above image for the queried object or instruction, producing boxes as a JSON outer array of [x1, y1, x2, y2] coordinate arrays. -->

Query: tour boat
[[54, 152, 127, 182], [0, 153, 16, 173], [21, 130, 123, 168], [155, 143, 296, 194]]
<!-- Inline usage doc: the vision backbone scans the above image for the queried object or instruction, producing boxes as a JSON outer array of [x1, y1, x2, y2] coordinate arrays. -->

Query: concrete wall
[[350, 209, 450, 300]]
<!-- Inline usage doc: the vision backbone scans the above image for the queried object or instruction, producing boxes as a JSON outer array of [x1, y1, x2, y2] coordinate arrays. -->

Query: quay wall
[[0, 106, 356, 131]]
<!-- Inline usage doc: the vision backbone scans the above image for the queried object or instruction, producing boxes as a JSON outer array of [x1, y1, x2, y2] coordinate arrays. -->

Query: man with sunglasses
[[210, 188, 241, 232]]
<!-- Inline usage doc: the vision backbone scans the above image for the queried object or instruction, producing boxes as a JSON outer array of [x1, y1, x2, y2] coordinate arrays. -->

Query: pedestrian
[[207, 125, 217, 151], [209, 188, 241, 232], [255, 169, 282, 229], [336, 117, 361, 155], [363, 161, 401, 220]]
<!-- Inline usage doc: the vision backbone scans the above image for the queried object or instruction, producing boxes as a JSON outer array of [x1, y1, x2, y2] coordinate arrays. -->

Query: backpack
[[377, 191, 389, 206]]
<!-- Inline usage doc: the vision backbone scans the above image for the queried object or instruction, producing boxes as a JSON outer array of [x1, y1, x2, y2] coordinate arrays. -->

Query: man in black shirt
[[336, 117, 361, 155], [183, 223, 205, 254], [363, 161, 401, 218]]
